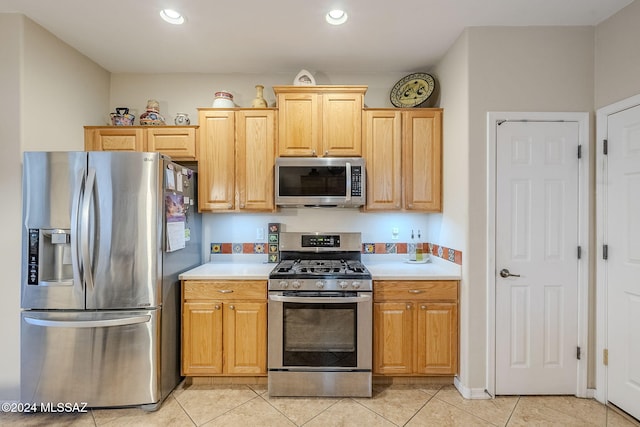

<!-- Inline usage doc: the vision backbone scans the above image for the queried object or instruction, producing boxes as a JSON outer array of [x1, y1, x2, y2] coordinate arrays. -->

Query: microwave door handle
[[345, 162, 352, 202]]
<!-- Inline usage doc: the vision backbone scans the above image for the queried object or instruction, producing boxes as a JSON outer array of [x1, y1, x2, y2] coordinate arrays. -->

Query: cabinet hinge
[[603, 245, 609, 260], [577, 346, 581, 360], [578, 145, 582, 159], [603, 349, 608, 366], [577, 246, 582, 259], [603, 139, 608, 155]]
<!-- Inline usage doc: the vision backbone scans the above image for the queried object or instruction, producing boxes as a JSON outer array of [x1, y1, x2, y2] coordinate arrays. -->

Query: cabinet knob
[[421, 305, 427, 310], [227, 203, 232, 209], [311, 150, 317, 156], [239, 203, 245, 208], [214, 305, 221, 310], [229, 305, 235, 310], [406, 303, 412, 310], [324, 150, 329, 156]]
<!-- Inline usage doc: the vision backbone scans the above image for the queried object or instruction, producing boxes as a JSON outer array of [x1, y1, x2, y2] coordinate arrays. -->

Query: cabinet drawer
[[374, 281, 458, 301], [183, 280, 266, 300]]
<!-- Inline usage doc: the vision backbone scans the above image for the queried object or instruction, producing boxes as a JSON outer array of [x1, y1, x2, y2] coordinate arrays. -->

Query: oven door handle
[[269, 294, 371, 304]]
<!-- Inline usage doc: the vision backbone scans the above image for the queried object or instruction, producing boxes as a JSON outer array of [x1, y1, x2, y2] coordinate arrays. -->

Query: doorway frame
[[594, 93, 640, 405], [486, 112, 590, 397]]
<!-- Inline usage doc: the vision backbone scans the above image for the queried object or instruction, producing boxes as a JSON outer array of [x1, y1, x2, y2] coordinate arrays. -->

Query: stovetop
[[271, 259, 369, 277], [268, 258, 372, 291]]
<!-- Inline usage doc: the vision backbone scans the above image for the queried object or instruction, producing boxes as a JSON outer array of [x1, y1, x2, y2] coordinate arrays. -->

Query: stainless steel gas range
[[267, 232, 373, 397]]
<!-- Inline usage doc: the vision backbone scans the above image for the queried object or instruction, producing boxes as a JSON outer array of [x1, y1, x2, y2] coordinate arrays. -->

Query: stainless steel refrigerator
[[20, 151, 201, 410]]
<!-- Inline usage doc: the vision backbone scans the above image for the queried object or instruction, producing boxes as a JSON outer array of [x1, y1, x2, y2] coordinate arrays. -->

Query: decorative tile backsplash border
[[211, 241, 463, 265]]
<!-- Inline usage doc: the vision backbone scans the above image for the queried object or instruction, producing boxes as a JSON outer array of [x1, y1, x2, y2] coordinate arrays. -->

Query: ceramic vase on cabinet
[[251, 85, 268, 108], [212, 91, 234, 108], [139, 99, 166, 125], [174, 113, 190, 125]]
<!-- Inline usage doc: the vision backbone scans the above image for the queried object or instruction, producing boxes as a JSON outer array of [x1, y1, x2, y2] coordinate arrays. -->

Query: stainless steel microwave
[[275, 157, 366, 207]]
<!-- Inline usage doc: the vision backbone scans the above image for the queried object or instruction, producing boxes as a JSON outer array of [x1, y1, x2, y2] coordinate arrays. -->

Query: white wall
[[463, 26, 595, 391], [108, 72, 409, 126], [0, 14, 110, 401], [0, 13, 24, 401], [22, 18, 110, 150], [595, 0, 640, 108], [430, 30, 471, 389]]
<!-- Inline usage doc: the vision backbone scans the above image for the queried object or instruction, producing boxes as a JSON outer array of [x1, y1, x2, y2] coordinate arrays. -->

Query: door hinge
[[603, 139, 608, 155], [603, 244, 609, 260], [578, 145, 582, 159], [577, 346, 581, 360], [603, 349, 608, 366], [577, 246, 582, 259]]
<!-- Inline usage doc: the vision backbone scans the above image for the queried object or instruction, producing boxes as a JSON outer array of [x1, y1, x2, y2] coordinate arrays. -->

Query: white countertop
[[179, 262, 275, 280], [179, 257, 461, 281]]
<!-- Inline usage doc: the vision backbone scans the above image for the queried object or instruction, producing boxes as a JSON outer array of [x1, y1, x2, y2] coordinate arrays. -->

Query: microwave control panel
[[351, 166, 362, 197]]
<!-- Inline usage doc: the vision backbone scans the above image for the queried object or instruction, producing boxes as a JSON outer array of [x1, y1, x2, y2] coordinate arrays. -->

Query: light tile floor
[[1, 382, 639, 426]]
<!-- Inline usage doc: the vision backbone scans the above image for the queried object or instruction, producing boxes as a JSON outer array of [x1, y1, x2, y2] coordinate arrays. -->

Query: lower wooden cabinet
[[373, 280, 458, 375], [181, 280, 267, 376]]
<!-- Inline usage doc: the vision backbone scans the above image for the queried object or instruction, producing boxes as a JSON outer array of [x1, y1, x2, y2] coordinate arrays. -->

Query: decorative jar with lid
[[139, 99, 166, 126]]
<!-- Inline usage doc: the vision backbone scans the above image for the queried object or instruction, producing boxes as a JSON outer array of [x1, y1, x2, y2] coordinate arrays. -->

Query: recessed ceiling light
[[326, 9, 348, 25], [160, 9, 185, 25]]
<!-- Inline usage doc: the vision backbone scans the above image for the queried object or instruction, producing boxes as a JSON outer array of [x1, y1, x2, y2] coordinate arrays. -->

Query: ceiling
[[0, 0, 633, 74]]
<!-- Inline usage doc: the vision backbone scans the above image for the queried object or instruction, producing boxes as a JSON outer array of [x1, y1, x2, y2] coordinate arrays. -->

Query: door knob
[[500, 268, 520, 278]]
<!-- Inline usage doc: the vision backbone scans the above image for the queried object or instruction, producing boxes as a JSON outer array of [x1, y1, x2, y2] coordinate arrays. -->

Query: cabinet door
[[182, 301, 223, 375], [277, 92, 320, 156], [416, 303, 458, 375], [236, 110, 276, 211], [85, 127, 144, 151], [373, 302, 413, 374], [363, 110, 402, 210], [402, 110, 442, 212], [146, 127, 197, 160], [198, 111, 236, 211], [224, 302, 267, 374], [322, 92, 363, 156]]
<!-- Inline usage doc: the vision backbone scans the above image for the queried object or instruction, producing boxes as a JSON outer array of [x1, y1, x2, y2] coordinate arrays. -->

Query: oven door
[[268, 291, 372, 371]]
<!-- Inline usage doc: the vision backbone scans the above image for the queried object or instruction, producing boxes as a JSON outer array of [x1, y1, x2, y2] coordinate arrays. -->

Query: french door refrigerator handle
[[81, 168, 96, 290], [23, 315, 151, 328], [70, 168, 85, 290]]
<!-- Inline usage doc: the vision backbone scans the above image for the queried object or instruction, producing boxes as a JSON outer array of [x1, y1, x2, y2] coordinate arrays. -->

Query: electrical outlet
[[256, 227, 265, 241], [392, 227, 399, 240]]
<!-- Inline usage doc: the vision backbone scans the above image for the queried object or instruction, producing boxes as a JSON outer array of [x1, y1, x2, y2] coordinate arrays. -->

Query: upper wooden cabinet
[[84, 126, 198, 161], [197, 108, 276, 212], [273, 85, 367, 157], [363, 109, 442, 212]]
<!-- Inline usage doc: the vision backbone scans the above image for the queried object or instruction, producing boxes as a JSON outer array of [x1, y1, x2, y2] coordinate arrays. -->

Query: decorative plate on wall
[[390, 73, 435, 107]]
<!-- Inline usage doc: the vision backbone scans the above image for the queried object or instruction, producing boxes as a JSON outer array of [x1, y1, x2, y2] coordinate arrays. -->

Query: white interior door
[[605, 105, 640, 420], [495, 121, 580, 394]]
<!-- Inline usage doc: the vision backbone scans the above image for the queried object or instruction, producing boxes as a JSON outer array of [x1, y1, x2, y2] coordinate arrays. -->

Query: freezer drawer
[[21, 310, 160, 408]]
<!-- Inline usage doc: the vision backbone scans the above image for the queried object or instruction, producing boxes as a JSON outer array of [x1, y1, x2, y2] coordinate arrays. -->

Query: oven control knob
[[315, 280, 325, 289], [351, 281, 361, 289], [339, 280, 349, 289], [291, 280, 301, 289], [279, 281, 289, 289]]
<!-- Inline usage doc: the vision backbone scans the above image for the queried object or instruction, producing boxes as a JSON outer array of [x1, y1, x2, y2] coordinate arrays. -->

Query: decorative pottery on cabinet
[[139, 99, 166, 125]]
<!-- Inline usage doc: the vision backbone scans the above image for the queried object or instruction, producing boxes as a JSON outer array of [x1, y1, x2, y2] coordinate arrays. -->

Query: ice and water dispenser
[[27, 228, 73, 286]]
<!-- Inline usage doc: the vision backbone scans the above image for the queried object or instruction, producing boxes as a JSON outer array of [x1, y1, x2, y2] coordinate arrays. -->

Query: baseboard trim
[[454, 376, 491, 399]]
